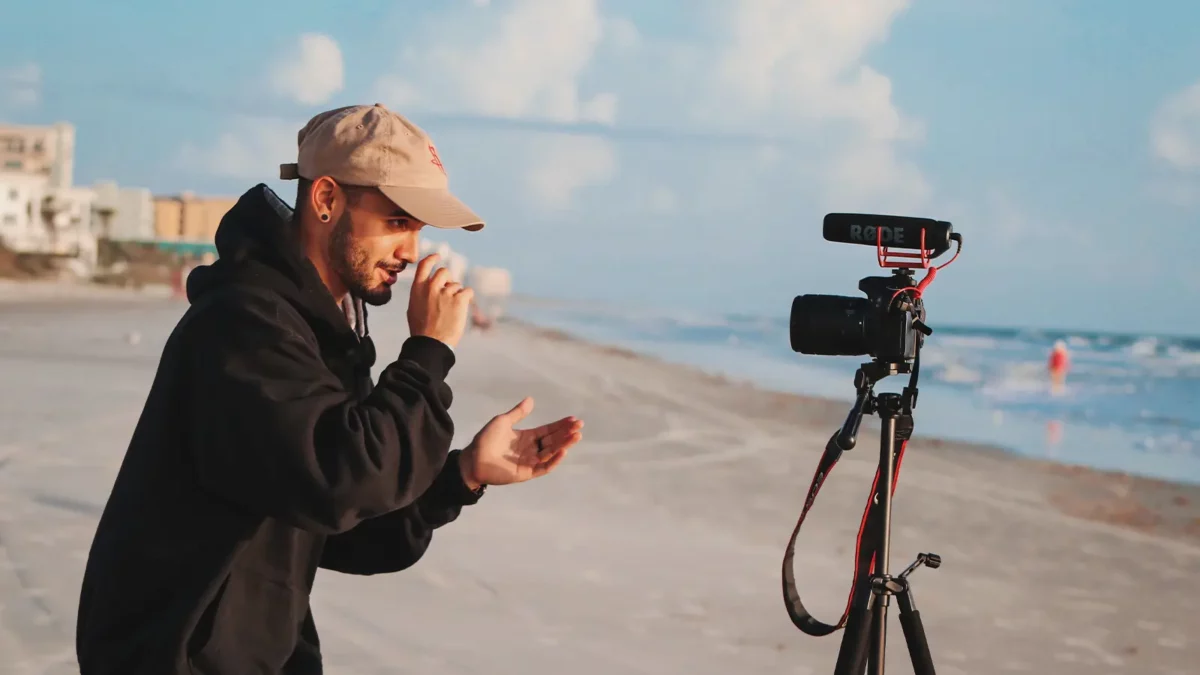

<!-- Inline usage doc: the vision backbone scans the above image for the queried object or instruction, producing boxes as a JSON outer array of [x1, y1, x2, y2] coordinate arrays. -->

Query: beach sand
[[0, 286, 1197, 674]]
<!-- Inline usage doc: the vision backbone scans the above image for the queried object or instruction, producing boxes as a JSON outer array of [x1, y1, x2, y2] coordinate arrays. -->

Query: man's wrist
[[457, 447, 484, 492]]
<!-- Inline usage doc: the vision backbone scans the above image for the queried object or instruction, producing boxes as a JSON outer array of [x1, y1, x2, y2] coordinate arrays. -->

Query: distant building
[[92, 181, 154, 240], [0, 171, 98, 266], [465, 266, 512, 320], [152, 192, 237, 242], [0, 122, 75, 189], [466, 266, 512, 297]]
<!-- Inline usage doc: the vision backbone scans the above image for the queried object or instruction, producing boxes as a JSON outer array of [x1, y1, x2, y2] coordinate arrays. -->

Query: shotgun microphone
[[823, 213, 954, 258]]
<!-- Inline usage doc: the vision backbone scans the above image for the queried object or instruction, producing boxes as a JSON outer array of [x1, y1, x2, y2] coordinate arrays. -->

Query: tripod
[[781, 358, 941, 675]]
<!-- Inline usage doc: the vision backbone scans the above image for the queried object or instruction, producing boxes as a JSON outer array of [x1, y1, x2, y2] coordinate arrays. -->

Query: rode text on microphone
[[782, 213, 964, 675]]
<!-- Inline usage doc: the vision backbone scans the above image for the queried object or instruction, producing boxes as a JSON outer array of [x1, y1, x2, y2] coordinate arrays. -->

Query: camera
[[790, 273, 929, 363], [788, 214, 958, 364]]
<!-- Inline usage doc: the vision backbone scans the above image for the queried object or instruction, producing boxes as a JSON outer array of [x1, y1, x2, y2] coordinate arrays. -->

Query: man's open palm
[[460, 397, 583, 488]]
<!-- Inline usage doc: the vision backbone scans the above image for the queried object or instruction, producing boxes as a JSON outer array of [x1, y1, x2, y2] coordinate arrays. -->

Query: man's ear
[[310, 176, 340, 220]]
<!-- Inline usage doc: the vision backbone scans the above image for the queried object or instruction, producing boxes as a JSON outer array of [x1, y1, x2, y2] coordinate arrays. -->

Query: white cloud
[[605, 17, 641, 54], [822, 138, 931, 214], [1151, 79, 1200, 171], [177, 117, 299, 181], [703, 0, 919, 142], [371, 0, 617, 126], [368, 0, 621, 209], [268, 33, 344, 106], [1147, 79, 1200, 209], [524, 134, 616, 212], [691, 0, 927, 210], [0, 63, 41, 108]]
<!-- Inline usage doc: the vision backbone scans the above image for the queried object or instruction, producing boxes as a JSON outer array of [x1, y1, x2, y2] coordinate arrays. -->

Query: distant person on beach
[[76, 104, 584, 675], [1048, 339, 1070, 395]]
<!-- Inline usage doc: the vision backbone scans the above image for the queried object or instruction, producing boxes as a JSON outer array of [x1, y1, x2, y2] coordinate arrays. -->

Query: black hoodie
[[75, 184, 482, 675]]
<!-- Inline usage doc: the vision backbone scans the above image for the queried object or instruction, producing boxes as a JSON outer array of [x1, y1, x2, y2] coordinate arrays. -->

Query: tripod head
[[834, 355, 921, 453]]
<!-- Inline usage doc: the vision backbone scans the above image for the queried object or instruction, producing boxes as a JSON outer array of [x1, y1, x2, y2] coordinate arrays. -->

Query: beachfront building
[[0, 121, 75, 189], [0, 170, 99, 269], [151, 192, 237, 245], [93, 181, 155, 241]]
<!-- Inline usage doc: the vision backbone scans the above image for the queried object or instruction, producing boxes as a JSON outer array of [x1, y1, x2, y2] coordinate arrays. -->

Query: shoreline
[[502, 316, 1200, 547], [3, 279, 1198, 546]]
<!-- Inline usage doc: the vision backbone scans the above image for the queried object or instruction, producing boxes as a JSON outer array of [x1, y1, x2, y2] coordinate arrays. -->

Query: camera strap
[[780, 428, 911, 636]]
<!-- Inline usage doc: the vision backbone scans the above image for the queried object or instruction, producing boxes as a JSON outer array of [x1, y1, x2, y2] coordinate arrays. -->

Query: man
[[75, 103, 584, 674]]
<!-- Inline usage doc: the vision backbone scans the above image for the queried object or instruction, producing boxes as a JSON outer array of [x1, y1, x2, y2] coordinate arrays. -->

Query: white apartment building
[[0, 172, 98, 268]]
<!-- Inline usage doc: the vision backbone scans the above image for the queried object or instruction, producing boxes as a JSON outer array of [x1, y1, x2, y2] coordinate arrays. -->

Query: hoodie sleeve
[[319, 449, 484, 575], [186, 287, 457, 535]]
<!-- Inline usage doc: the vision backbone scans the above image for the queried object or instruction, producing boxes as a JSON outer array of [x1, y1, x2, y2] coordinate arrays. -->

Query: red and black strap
[[781, 430, 910, 636]]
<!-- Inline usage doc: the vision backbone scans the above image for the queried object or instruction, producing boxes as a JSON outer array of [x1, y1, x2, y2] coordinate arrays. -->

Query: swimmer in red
[[1048, 339, 1070, 395]]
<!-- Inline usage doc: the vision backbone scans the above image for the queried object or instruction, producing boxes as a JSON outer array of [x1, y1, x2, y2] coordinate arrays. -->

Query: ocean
[[506, 298, 1200, 486]]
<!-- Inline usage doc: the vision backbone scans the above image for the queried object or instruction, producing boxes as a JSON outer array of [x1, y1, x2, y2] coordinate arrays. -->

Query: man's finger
[[538, 430, 582, 457], [537, 425, 583, 453], [527, 416, 581, 439], [535, 447, 570, 476], [413, 254, 441, 283], [499, 396, 535, 424], [429, 266, 450, 289]]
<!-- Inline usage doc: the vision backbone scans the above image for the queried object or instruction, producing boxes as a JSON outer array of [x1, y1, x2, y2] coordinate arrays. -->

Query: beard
[[328, 211, 400, 306]]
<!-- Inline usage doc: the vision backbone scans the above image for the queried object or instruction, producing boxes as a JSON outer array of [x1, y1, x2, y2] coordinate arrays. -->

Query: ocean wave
[[506, 299, 1200, 479]]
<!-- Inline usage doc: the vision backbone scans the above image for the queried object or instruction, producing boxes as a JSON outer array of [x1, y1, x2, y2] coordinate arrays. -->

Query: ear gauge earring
[[320, 213, 330, 222]]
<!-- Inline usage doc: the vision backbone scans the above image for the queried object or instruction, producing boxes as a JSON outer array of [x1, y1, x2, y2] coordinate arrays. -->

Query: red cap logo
[[429, 144, 446, 175]]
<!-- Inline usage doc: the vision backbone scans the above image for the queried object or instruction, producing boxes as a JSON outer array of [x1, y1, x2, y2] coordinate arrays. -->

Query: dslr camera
[[789, 214, 959, 365]]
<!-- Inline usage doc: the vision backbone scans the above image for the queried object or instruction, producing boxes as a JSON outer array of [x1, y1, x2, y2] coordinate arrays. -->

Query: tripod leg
[[895, 582, 936, 675], [866, 593, 887, 674], [832, 593, 874, 675]]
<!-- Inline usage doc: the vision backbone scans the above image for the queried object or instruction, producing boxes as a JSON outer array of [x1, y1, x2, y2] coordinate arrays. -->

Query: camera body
[[788, 212, 958, 364], [790, 270, 926, 364]]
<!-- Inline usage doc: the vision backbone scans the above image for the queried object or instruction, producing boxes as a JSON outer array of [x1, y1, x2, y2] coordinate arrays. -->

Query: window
[[7, 189, 17, 201], [4, 160, 21, 170], [2, 214, 16, 226]]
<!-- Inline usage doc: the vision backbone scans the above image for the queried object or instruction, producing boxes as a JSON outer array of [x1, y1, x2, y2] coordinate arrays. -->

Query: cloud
[[1147, 79, 1200, 209], [0, 63, 41, 108], [698, 0, 926, 210], [524, 134, 616, 212], [176, 117, 299, 181], [1151, 79, 1200, 171], [702, 0, 919, 142], [268, 33, 344, 106], [371, 0, 617, 126], [369, 0, 620, 209], [176, 33, 345, 181]]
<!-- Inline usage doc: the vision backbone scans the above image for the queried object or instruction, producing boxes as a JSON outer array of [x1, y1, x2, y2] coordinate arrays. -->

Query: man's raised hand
[[407, 253, 473, 349]]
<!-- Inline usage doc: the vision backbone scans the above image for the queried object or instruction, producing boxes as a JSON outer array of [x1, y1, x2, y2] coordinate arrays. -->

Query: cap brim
[[378, 185, 485, 232]]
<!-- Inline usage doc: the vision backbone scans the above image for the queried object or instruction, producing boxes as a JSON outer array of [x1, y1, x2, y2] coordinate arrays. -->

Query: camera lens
[[790, 295, 872, 356]]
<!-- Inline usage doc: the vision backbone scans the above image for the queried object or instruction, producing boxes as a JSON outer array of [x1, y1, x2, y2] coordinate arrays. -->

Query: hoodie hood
[[186, 183, 371, 345]]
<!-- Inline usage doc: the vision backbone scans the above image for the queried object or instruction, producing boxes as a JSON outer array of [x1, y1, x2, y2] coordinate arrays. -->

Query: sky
[[2, 0, 1199, 335]]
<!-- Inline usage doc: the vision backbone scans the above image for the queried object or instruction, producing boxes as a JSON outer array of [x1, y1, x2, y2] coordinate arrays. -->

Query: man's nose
[[394, 235, 419, 264]]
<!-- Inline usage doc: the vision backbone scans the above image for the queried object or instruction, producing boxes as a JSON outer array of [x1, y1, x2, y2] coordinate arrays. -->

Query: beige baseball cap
[[280, 103, 484, 231]]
